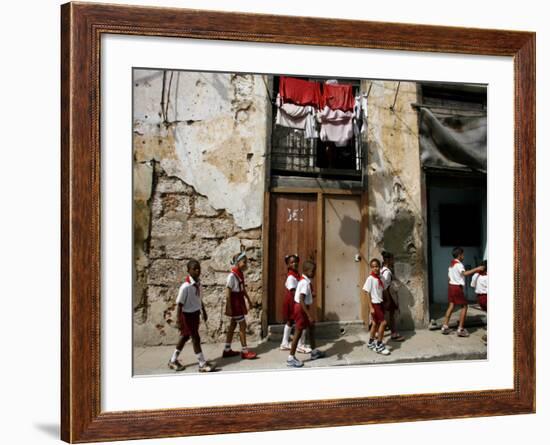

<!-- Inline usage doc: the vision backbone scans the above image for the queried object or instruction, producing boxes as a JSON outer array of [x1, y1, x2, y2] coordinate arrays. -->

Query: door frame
[[262, 186, 367, 335]]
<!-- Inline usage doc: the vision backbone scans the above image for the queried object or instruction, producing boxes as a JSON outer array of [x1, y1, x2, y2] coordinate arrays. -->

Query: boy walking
[[168, 259, 215, 372]]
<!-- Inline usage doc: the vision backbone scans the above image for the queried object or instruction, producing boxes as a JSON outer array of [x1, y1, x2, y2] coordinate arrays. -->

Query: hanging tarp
[[419, 107, 487, 173]]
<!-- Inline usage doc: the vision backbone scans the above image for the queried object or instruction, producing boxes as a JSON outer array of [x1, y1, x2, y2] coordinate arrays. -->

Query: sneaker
[[367, 339, 377, 350], [375, 342, 391, 355], [168, 360, 185, 371], [198, 361, 216, 372], [296, 344, 312, 354], [310, 349, 326, 360], [222, 349, 240, 358], [286, 356, 304, 368], [279, 342, 291, 351], [241, 350, 258, 359], [441, 325, 451, 335], [457, 328, 470, 338]]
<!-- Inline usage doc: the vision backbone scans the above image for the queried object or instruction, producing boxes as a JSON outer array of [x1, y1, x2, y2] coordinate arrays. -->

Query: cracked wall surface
[[364, 80, 429, 329], [133, 69, 270, 346]]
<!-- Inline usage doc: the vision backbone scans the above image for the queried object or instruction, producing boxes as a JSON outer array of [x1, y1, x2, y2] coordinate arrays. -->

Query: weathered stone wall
[[133, 70, 270, 346], [363, 80, 429, 329]]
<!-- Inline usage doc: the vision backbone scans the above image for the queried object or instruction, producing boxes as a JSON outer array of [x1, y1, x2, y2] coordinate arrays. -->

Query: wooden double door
[[268, 192, 366, 324]]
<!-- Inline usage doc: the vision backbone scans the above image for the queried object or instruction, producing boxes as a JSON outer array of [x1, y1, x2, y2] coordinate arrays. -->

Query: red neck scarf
[[185, 276, 200, 294], [450, 259, 461, 267], [370, 271, 384, 288], [231, 267, 245, 283], [479, 270, 487, 276], [287, 269, 300, 280]]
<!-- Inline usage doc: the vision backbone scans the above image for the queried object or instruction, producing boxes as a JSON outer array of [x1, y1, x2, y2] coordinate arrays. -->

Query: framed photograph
[[61, 2, 535, 442]]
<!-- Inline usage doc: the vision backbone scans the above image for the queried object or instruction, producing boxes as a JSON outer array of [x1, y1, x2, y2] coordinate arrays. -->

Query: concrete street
[[134, 307, 487, 376]]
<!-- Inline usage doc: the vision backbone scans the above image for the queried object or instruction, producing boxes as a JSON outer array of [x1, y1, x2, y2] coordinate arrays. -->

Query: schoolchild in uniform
[[222, 252, 257, 360], [363, 258, 391, 355], [168, 259, 215, 372], [286, 260, 325, 368], [280, 254, 311, 353], [381, 251, 405, 342], [471, 260, 488, 344], [442, 247, 485, 337]]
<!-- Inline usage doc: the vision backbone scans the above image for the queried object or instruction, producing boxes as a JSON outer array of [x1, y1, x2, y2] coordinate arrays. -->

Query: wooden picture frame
[[61, 2, 535, 442]]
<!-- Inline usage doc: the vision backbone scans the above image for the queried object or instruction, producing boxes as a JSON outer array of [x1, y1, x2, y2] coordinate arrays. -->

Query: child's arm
[[463, 265, 485, 277], [201, 302, 208, 322], [225, 286, 232, 316], [244, 290, 255, 309], [299, 293, 311, 321], [175, 303, 183, 328], [364, 291, 374, 314]]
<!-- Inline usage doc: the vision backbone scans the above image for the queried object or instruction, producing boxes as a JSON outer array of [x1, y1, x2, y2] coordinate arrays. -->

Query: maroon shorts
[[371, 303, 385, 324], [293, 302, 311, 330], [282, 291, 295, 323], [448, 284, 468, 305], [179, 310, 200, 337], [478, 293, 487, 312], [225, 293, 248, 318]]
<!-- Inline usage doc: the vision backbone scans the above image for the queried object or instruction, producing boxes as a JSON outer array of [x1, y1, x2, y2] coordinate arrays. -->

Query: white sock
[[170, 349, 180, 363], [224, 343, 231, 351], [242, 346, 248, 353], [298, 330, 307, 347], [282, 324, 292, 345], [196, 352, 206, 366], [288, 354, 295, 361]]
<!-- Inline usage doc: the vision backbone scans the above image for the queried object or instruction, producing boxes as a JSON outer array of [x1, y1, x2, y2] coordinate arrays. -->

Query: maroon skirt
[[225, 291, 248, 318], [282, 290, 295, 322], [477, 293, 487, 312]]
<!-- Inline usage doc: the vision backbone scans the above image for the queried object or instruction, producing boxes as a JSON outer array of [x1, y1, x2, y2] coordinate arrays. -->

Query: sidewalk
[[134, 323, 487, 376]]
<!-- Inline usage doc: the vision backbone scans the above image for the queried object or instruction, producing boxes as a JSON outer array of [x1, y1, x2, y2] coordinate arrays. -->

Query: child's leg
[[458, 304, 468, 330], [369, 321, 378, 340], [389, 309, 396, 333], [238, 319, 248, 350], [191, 335, 207, 366], [443, 302, 455, 326], [225, 318, 237, 348], [290, 327, 303, 356], [308, 324, 316, 350], [281, 320, 293, 346], [170, 335, 189, 362], [377, 320, 387, 342]]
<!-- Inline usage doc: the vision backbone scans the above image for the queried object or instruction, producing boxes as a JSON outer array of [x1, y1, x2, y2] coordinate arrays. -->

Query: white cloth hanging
[[318, 106, 354, 147]]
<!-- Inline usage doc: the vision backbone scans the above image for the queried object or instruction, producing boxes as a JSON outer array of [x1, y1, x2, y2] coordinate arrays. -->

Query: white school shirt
[[175, 276, 202, 313], [285, 274, 299, 291], [226, 272, 244, 293], [448, 260, 466, 286], [380, 266, 392, 291], [295, 275, 313, 305], [471, 273, 488, 294], [362, 275, 384, 304]]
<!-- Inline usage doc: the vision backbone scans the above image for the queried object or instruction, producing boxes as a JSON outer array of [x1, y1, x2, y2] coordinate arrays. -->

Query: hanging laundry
[[318, 106, 354, 147], [279, 76, 322, 108], [275, 95, 319, 139], [321, 82, 355, 112]]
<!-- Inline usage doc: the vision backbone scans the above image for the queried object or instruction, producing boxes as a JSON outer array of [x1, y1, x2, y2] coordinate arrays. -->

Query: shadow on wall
[[339, 214, 361, 247], [392, 276, 416, 331]]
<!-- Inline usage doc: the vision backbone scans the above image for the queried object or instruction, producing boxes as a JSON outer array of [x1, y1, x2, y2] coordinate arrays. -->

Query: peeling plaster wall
[[364, 80, 429, 329], [133, 69, 270, 346]]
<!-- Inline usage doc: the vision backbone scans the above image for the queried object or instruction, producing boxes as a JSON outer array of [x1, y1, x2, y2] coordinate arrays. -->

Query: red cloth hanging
[[321, 83, 355, 112], [279, 76, 321, 108]]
